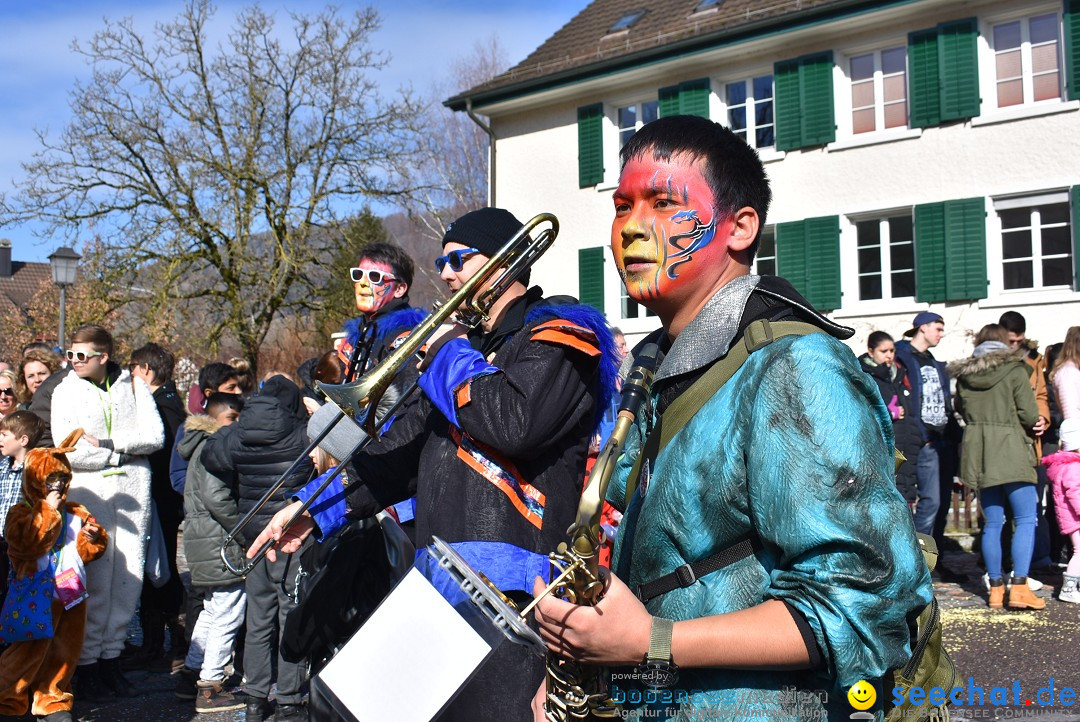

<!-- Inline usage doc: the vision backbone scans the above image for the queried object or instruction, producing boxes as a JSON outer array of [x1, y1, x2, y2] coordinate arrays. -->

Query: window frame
[[980, 5, 1068, 116], [719, 72, 776, 151], [836, 37, 912, 140], [987, 190, 1075, 295], [835, 209, 924, 317], [602, 95, 660, 186]]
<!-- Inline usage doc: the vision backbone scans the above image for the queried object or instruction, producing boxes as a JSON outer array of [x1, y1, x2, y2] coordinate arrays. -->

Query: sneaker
[[195, 680, 245, 714], [175, 666, 199, 700], [246, 696, 274, 722], [1060, 587, 1080, 604]]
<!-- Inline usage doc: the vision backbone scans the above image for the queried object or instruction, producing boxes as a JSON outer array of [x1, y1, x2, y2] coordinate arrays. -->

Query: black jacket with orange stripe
[[344, 286, 618, 560], [336, 286, 617, 721]]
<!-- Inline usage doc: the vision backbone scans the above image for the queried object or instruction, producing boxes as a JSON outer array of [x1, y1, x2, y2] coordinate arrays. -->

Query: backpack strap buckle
[[674, 563, 697, 587], [743, 319, 775, 352]]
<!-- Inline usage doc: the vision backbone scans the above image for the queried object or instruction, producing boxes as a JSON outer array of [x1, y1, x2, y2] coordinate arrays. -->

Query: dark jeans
[[243, 546, 308, 704], [915, 441, 943, 535]]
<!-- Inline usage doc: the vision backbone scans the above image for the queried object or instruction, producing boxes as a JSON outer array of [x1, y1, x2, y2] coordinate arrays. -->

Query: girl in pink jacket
[[1042, 417, 1080, 603]]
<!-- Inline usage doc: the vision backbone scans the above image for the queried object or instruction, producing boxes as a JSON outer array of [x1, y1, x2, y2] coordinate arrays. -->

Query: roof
[[0, 261, 50, 319], [446, 0, 888, 110]]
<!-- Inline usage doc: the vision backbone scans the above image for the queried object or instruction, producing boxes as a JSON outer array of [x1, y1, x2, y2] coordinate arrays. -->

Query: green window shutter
[[678, 78, 711, 118], [776, 217, 841, 310], [908, 28, 942, 128], [658, 85, 681, 117], [1071, 186, 1080, 287], [799, 52, 836, 147], [938, 18, 980, 122], [578, 247, 605, 311], [804, 216, 842, 310], [943, 197, 987, 301], [1066, 0, 1080, 101], [577, 104, 604, 188], [914, 202, 947, 303], [773, 54, 834, 150], [776, 221, 809, 295], [915, 199, 987, 302], [773, 59, 803, 151]]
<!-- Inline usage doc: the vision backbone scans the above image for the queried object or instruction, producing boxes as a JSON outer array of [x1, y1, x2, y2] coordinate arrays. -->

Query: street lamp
[[48, 246, 81, 350]]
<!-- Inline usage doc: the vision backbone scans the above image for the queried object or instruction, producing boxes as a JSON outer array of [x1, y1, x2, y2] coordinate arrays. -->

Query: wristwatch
[[634, 616, 679, 688]]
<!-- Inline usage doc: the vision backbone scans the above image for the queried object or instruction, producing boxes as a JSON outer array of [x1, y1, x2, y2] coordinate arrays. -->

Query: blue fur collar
[[526, 303, 620, 433]]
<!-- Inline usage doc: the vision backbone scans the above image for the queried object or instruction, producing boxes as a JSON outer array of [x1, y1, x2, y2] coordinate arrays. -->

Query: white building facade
[[448, 0, 1080, 360]]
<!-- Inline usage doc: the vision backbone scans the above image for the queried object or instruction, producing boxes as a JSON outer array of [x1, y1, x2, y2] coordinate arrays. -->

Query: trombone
[[220, 212, 560, 575]]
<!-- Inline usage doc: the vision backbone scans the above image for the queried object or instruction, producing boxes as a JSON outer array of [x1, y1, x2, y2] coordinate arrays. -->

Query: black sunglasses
[[0, 388, 14, 397], [435, 247, 481, 273]]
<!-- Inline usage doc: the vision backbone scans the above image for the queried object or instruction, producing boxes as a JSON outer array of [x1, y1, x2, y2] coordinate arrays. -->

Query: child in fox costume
[[0, 429, 107, 722]]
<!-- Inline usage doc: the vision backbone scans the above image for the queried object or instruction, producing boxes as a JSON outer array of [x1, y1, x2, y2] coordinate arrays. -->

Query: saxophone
[[542, 343, 659, 721]]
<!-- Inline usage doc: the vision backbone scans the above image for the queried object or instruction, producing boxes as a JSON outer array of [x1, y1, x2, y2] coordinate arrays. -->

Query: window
[[849, 47, 907, 133], [997, 199, 1073, 290], [621, 286, 657, 320], [992, 13, 1062, 107], [726, 75, 774, 149], [753, 227, 776, 276], [617, 100, 659, 149], [855, 215, 915, 300], [609, 10, 645, 34]]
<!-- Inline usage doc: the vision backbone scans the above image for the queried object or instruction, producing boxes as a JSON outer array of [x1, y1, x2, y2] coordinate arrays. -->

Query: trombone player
[[249, 207, 619, 722]]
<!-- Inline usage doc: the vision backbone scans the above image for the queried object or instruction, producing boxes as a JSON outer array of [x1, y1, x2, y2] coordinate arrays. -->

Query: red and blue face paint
[[353, 259, 398, 315], [611, 155, 728, 306]]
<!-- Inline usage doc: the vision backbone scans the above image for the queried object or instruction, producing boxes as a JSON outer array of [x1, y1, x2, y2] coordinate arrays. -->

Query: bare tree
[[0, 1, 420, 374], [403, 36, 508, 244]]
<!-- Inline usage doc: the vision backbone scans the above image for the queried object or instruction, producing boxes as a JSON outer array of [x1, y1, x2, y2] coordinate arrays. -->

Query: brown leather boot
[[1007, 577, 1046, 609], [988, 578, 1005, 608]]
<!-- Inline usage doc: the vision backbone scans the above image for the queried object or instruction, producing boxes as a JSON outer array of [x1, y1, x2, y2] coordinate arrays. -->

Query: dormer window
[[608, 10, 645, 34], [691, 0, 724, 15]]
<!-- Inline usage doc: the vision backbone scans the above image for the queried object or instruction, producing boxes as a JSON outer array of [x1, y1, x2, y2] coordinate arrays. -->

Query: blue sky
[[0, 0, 590, 262]]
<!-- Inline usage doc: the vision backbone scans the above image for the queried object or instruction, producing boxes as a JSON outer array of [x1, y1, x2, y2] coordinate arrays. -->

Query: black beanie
[[442, 208, 532, 287]]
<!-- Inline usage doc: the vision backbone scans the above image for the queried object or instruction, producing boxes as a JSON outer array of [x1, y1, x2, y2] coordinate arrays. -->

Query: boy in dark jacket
[[176, 393, 245, 713], [201, 377, 313, 722]]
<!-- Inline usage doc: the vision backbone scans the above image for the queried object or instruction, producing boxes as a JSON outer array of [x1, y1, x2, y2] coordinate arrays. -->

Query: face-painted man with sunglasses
[[337, 242, 426, 376], [252, 207, 620, 722]]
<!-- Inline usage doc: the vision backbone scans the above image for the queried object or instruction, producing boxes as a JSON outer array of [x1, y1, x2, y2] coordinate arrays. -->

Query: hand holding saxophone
[[531, 569, 651, 666], [246, 499, 315, 563]]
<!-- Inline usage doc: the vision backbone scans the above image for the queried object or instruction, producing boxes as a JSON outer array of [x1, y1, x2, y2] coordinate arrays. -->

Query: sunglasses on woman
[[66, 349, 103, 363], [435, 247, 481, 273], [0, 388, 14, 397], [350, 267, 397, 285]]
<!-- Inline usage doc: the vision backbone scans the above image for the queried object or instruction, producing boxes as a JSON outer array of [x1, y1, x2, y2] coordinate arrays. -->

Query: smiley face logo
[[847, 680, 876, 710]]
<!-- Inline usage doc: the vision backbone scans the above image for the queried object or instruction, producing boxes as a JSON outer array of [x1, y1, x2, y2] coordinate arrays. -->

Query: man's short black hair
[[998, 311, 1026, 335], [205, 392, 243, 418], [130, 343, 175, 386], [358, 242, 414, 289], [620, 115, 772, 262], [199, 362, 241, 394]]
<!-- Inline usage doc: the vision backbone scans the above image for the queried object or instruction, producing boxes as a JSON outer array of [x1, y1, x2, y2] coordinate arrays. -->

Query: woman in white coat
[[51, 325, 164, 701]]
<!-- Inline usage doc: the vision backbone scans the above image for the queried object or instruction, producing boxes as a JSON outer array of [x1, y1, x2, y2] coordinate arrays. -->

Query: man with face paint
[[531, 116, 933, 722], [249, 207, 620, 721], [337, 242, 426, 376]]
